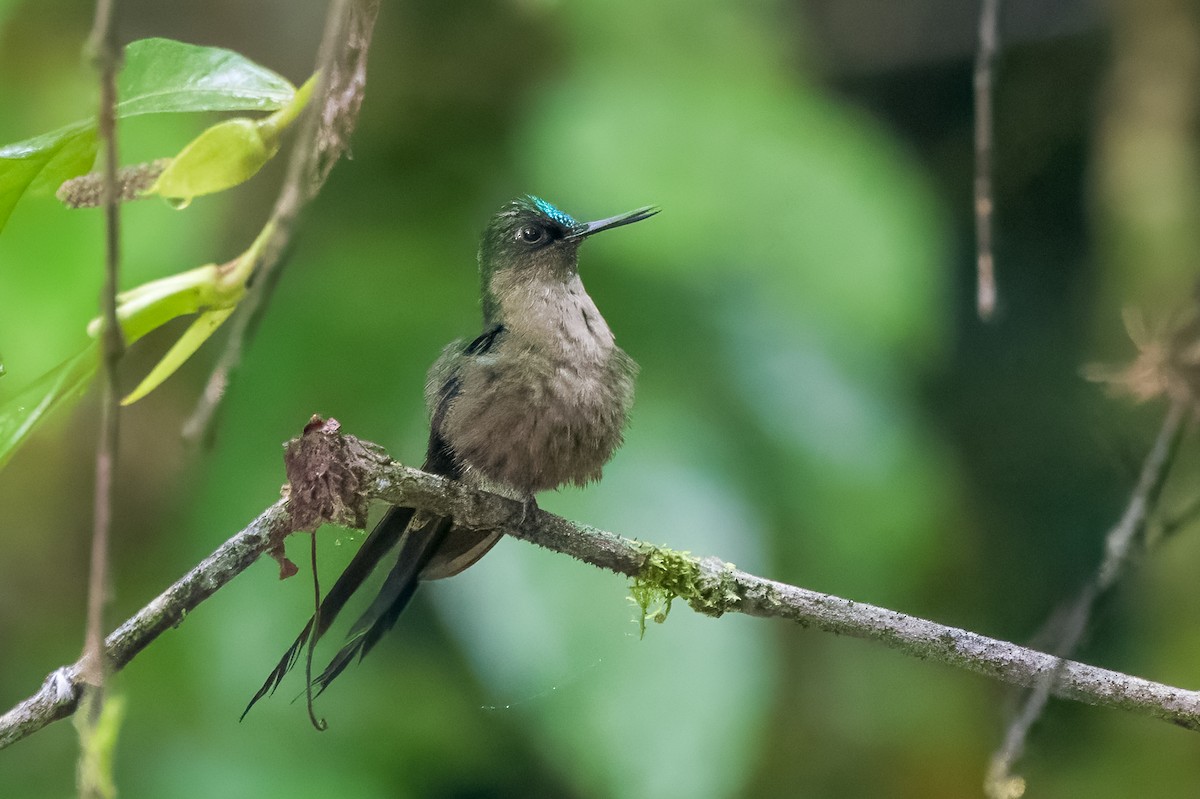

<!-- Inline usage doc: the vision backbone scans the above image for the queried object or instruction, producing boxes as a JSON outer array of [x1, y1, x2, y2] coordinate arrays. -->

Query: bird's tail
[[310, 512, 453, 694], [242, 502, 504, 716], [241, 505, 421, 719]]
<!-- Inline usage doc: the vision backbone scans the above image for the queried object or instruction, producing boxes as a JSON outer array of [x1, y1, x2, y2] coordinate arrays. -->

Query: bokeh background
[[3, 0, 1200, 796]]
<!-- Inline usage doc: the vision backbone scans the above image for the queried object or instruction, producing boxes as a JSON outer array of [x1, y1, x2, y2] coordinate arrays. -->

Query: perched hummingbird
[[244, 196, 657, 714]]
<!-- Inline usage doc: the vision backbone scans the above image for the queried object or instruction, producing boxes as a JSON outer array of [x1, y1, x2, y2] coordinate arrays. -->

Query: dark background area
[[3, 1, 1199, 796]]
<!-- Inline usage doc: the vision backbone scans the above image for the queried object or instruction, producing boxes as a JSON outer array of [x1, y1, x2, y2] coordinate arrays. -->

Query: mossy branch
[[629, 545, 741, 637], [2, 418, 1200, 751]]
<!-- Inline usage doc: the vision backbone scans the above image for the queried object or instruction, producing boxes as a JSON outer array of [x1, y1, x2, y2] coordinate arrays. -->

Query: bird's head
[[478, 196, 658, 323]]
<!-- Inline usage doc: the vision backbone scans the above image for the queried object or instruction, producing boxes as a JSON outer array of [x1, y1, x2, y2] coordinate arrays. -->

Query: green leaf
[[0, 127, 96, 230], [87, 228, 260, 406], [145, 72, 314, 204], [0, 342, 98, 471], [0, 38, 295, 232], [117, 38, 295, 117], [148, 119, 276, 204], [26, 128, 100, 194], [122, 306, 236, 405]]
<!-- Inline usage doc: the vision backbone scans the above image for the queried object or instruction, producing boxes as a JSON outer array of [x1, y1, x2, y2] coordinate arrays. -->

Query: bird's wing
[[463, 323, 505, 355], [422, 323, 505, 476]]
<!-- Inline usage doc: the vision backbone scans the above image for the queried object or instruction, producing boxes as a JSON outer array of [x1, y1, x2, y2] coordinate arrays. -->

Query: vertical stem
[[974, 0, 999, 321], [80, 0, 125, 796]]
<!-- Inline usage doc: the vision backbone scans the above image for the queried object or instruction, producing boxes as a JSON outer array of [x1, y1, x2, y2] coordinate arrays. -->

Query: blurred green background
[[4, 0, 1200, 796]]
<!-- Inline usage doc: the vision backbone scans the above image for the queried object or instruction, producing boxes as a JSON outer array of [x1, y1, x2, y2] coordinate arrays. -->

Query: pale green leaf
[[146, 73, 314, 204], [122, 306, 235, 405], [148, 119, 275, 203]]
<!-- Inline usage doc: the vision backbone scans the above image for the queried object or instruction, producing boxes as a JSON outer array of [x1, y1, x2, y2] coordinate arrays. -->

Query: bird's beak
[[568, 205, 660, 240]]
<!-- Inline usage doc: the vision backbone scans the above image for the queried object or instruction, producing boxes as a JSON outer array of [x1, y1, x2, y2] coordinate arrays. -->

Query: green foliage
[[124, 307, 236, 405], [0, 124, 96, 231], [0, 342, 96, 471], [628, 544, 740, 637], [628, 545, 695, 637], [0, 38, 296, 232], [113, 220, 271, 405], [87, 263, 227, 343], [0, 38, 308, 469], [115, 38, 294, 117]]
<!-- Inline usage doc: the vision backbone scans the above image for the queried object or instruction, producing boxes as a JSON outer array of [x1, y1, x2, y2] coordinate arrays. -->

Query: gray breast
[[440, 344, 637, 495]]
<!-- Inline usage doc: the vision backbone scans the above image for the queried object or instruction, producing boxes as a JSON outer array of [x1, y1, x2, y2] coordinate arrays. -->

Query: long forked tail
[[311, 514, 453, 695], [241, 506, 418, 719]]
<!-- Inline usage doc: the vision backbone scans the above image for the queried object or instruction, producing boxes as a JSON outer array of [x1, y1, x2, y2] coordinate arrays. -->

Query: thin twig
[[181, 0, 380, 444], [974, 0, 999, 320], [3, 427, 1200, 752], [986, 398, 1190, 797], [79, 4, 125, 796], [83, 0, 123, 689]]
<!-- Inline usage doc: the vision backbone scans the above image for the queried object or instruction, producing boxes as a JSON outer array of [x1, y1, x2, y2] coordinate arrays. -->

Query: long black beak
[[568, 205, 660, 239]]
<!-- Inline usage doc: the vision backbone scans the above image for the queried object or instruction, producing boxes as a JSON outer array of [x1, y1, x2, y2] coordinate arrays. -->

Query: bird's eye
[[518, 225, 545, 244]]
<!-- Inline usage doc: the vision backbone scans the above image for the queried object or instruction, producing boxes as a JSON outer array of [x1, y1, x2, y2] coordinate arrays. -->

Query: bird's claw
[[518, 496, 538, 527]]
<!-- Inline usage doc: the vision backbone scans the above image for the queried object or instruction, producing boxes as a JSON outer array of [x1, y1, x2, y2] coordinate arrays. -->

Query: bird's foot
[[518, 495, 539, 527]]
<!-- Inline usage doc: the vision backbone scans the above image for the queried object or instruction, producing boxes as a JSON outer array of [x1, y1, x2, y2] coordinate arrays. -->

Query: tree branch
[[0, 501, 291, 749], [3, 420, 1199, 752]]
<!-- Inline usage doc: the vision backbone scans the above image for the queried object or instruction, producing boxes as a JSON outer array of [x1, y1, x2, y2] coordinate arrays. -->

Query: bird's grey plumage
[[429, 273, 637, 497], [244, 196, 655, 716]]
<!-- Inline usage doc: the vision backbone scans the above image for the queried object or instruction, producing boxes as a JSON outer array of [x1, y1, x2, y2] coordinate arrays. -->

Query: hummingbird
[[244, 195, 658, 716]]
